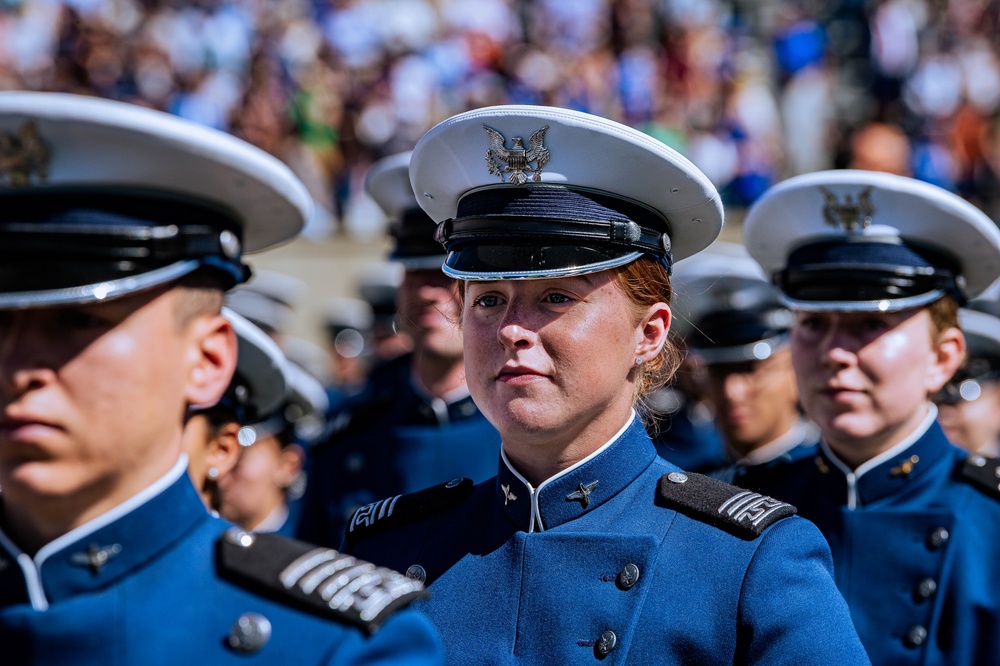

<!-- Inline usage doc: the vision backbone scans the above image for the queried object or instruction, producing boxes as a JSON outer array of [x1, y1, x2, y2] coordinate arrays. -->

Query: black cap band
[[777, 239, 964, 305], [438, 185, 672, 264], [389, 207, 446, 263], [0, 188, 248, 294]]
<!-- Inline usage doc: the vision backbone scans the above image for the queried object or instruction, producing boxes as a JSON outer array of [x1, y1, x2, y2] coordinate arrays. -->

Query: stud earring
[[635, 358, 643, 366], [207, 467, 219, 480]]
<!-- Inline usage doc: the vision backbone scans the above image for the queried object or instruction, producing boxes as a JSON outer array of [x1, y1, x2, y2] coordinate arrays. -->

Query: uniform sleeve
[[325, 606, 444, 666], [737, 515, 871, 665]]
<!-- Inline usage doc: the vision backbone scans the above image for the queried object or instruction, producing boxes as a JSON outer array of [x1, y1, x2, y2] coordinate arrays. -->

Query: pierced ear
[[275, 443, 306, 489], [926, 326, 965, 393], [184, 314, 238, 408], [207, 421, 243, 478], [634, 302, 671, 363]]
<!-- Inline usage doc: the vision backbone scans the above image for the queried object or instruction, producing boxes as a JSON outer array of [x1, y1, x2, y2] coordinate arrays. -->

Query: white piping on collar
[[822, 404, 936, 510], [253, 503, 290, 534], [737, 420, 816, 466], [410, 373, 473, 425], [0, 454, 190, 611], [501, 410, 636, 533]]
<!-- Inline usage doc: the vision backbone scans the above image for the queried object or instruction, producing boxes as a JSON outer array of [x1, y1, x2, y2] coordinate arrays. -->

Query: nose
[[496, 305, 538, 351], [817, 322, 856, 368], [721, 372, 750, 403], [0, 312, 54, 398]]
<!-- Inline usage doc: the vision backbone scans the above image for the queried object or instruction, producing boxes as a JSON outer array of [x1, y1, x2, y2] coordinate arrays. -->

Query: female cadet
[[182, 309, 287, 511], [344, 105, 870, 664], [740, 169, 1000, 664]]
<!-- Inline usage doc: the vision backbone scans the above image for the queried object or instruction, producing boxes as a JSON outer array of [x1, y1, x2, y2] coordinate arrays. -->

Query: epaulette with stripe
[[658, 471, 796, 540], [958, 454, 1000, 500], [216, 529, 426, 635], [344, 477, 474, 545]]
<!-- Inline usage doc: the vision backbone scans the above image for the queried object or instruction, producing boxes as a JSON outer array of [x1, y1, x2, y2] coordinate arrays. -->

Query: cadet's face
[[396, 269, 464, 359], [705, 347, 799, 454], [217, 436, 290, 530], [0, 290, 191, 512], [791, 309, 951, 456], [463, 272, 643, 451]]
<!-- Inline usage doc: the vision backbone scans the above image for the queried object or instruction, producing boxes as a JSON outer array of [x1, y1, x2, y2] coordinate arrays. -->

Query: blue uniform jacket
[[346, 416, 871, 665], [299, 353, 501, 547], [0, 459, 442, 665], [732, 416, 1000, 665]]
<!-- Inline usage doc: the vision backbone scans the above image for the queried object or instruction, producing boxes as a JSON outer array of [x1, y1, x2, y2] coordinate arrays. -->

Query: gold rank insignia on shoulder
[[0, 121, 50, 187], [821, 186, 874, 232], [484, 124, 549, 185]]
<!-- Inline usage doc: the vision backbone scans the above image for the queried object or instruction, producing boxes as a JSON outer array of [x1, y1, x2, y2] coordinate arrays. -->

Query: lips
[[497, 365, 547, 384], [0, 415, 61, 442]]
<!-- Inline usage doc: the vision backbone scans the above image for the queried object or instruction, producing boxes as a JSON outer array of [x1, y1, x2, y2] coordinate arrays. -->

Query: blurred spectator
[[2, 0, 998, 226]]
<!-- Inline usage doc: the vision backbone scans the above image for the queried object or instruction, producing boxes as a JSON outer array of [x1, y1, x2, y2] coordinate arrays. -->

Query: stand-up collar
[[495, 413, 657, 532], [819, 405, 952, 508], [0, 456, 209, 609]]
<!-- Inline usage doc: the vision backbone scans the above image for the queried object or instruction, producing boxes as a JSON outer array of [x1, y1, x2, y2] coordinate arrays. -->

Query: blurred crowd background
[[2, 0, 1000, 354]]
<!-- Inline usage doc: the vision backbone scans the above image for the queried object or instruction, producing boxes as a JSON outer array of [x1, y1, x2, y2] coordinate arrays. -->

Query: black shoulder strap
[[216, 529, 426, 635], [958, 455, 1000, 500], [344, 477, 474, 545], [658, 471, 796, 540]]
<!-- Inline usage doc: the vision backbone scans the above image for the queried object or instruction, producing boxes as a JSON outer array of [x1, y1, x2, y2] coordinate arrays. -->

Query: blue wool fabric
[[348, 418, 871, 665]]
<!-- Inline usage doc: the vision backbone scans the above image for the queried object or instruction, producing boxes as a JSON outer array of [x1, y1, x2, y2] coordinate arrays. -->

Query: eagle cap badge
[[0, 121, 50, 187], [484, 124, 550, 185], [820, 186, 875, 232]]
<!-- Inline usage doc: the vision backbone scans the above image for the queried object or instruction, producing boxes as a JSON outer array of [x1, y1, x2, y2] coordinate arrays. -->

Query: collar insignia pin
[[484, 124, 550, 185], [0, 121, 50, 187], [501, 483, 517, 505], [890, 454, 920, 477], [566, 480, 599, 508], [820, 186, 875, 232], [71, 543, 122, 574]]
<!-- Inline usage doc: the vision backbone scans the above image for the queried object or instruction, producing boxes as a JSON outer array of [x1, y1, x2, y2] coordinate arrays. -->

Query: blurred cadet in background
[[298, 151, 501, 548], [321, 295, 376, 409], [227, 267, 334, 386], [219, 362, 329, 537], [183, 308, 287, 512], [935, 300, 1000, 457], [356, 262, 413, 364], [681, 250, 818, 479]]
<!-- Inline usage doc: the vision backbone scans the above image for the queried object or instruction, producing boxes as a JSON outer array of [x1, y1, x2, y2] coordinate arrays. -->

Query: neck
[[411, 349, 467, 399], [503, 403, 634, 487], [1, 448, 182, 556], [825, 403, 933, 470]]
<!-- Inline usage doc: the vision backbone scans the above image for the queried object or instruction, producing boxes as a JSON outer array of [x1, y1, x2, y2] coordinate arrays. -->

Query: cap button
[[224, 528, 255, 548], [595, 630, 617, 657], [405, 564, 427, 584], [228, 612, 271, 653], [914, 577, 937, 601], [904, 625, 928, 648], [927, 527, 949, 550], [617, 563, 640, 590]]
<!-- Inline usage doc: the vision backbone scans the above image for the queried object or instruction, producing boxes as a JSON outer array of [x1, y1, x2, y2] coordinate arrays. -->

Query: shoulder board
[[657, 471, 796, 540], [344, 477, 474, 545], [958, 455, 1000, 500], [216, 529, 426, 636]]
